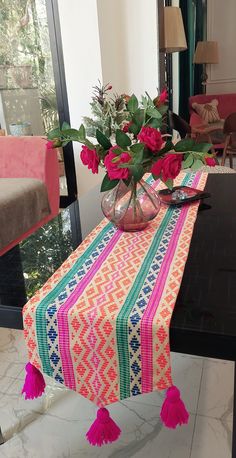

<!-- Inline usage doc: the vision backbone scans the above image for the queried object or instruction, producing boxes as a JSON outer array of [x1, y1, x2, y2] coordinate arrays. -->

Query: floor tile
[[197, 359, 234, 420], [0, 376, 17, 397], [190, 415, 232, 458], [0, 361, 25, 380], [0, 395, 195, 458], [0, 329, 27, 363], [171, 353, 203, 414]]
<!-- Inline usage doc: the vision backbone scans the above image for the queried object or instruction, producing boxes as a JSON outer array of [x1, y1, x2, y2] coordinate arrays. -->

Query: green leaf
[[96, 129, 112, 150], [115, 129, 131, 149], [141, 95, 148, 109], [146, 107, 162, 119], [183, 153, 194, 168], [192, 143, 212, 153], [174, 139, 196, 152], [127, 94, 139, 113], [159, 140, 174, 155], [77, 124, 86, 141], [47, 127, 61, 140], [191, 158, 204, 171], [100, 174, 119, 192], [127, 164, 144, 182], [130, 143, 144, 164], [123, 176, 132, 187], [157, 105, 168, 115], [129, 122, 140, 136], [84, 138, 96, 149], [61, 121, 71, 130], [164, 178, 173, 190], [146, 118, 162, 129], [132, 109, 145, 128], [62, 128, 84, 141]]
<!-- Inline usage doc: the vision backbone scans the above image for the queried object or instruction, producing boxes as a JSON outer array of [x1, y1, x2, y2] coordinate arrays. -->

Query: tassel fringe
[[86, 407, 121, 447], [22, 362, 46, 400], [160, 385, 189, 429]]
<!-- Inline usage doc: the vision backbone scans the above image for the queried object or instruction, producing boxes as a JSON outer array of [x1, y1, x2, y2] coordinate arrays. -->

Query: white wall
[[58, 0, 160, 195], [57, 0, 104, 196], [207, 0, 236, 94], [171, 0, 180, 115], [97, 0, 159, 98]]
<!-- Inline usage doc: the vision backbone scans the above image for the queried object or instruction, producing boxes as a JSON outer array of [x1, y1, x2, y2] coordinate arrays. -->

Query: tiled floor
[[0, 328, 233, 457]]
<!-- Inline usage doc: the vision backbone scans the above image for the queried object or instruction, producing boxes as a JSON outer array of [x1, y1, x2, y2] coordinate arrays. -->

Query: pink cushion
[[0, 136, 59, 255], [189, 93, 236, 119]]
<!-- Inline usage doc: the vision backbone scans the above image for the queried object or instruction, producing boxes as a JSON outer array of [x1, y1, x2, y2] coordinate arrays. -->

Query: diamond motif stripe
[[35, 222, 114, 375], [22, 172, 208, 408], [45, 227, 116, 384], [128, 173, 197, 395], [141, 173, 201, 393]]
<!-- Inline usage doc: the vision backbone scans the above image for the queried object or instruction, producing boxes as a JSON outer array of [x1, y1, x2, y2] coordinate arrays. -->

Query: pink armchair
[[0, 136, 59, 256], [189, 93, 236, 150]]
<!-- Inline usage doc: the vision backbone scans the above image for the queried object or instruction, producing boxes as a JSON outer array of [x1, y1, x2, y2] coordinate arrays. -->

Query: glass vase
[[101, 178, 160, 232]]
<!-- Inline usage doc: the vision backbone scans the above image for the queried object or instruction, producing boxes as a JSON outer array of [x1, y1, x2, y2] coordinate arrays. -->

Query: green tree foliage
[[20, 210, 73, 298]]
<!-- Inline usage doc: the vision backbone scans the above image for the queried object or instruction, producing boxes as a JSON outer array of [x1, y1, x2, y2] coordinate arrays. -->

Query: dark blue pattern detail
[[128, 174, 196, 390], [50, 351, 60, 365], [45, 225, 117, 383], [48, 326, 57, 343]]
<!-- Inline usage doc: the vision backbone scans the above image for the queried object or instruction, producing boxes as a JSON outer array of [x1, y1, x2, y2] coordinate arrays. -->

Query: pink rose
[[159, 88, 168, 104], [46, 139, 62, 149], [46, 140, 55, 150], [137, 126, 163, 153], [205, 157, 216, 167], [104, 147, 131, 180], [80, 145, 99, 174], [151, 154, 183, 181], [122, 121, 132, 133]]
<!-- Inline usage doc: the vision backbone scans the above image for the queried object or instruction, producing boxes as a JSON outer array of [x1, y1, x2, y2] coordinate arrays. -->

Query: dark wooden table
[[1, 173, 236, 455]]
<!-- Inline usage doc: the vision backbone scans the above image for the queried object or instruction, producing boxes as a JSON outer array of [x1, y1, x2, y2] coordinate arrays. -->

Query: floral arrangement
[[47, 83, 215, 192]]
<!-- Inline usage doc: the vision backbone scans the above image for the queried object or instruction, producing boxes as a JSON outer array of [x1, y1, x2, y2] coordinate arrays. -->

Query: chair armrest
[[190, 112, 208, 128], [0, 136, 48, 179]]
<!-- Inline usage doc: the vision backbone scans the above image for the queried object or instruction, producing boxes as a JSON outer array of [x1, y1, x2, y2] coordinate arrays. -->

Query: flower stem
[[138, 180, 159, 210], [132, 181, 138, 221]]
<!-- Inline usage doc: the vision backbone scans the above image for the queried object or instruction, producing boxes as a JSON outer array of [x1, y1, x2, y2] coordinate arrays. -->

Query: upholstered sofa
[[0, 136, 59, 256], [189, 93, 236, 149]]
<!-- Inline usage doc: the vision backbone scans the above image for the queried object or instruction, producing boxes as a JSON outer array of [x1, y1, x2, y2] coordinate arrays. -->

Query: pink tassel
[[22, 362, 46, 400], [86, 407, 121, 447], [160, 385, 189, 429]]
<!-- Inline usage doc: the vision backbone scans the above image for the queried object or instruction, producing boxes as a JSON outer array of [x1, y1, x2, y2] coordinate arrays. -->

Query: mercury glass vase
[[101, 178, 160, 232]]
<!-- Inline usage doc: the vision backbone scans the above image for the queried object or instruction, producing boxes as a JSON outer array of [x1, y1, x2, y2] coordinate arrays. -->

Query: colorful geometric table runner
[[22, 171, 207, 444]]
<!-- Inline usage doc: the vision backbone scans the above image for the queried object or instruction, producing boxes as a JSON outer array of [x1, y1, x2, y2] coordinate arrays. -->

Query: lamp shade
[[194, 41, 219, 64], [159, 7, 187, 53]]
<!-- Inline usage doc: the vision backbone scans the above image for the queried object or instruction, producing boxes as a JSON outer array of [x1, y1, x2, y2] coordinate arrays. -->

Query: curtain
[[179, 0, 207, 120]]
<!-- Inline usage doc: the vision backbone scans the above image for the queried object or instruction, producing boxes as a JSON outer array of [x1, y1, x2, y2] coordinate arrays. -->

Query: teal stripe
[[35, 222, 113, 375], [116, 173, 190, 399]]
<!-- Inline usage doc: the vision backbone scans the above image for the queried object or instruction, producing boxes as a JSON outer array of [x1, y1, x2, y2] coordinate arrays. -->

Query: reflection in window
[[20, 209, 74, 298], [0, 0, 67, 194]]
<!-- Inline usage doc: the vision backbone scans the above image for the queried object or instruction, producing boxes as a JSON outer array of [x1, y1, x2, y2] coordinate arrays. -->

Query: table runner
[[22, 171, 207, 445]]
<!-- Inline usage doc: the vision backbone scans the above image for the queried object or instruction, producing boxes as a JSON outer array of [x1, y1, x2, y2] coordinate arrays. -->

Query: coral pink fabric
[[0, 136, 59, 256], [189, 93, 236, 119], [189, 93, 236, 149]]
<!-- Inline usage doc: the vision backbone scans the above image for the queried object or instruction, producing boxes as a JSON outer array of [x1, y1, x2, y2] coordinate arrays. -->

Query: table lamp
[[193, 41, 219, 92], [159, 6, 187, 53], [159, 6, 187, 111]]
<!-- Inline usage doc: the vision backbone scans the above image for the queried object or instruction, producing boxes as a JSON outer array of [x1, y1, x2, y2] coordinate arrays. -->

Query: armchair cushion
[[0, 178, 50, 251], [192, 99, 221, 124], [0, 136, 59, 255]]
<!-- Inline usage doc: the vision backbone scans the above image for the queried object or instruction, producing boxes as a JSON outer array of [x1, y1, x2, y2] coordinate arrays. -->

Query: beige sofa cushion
[[192, 99, 221, 123], [0, 178, 50, 251]]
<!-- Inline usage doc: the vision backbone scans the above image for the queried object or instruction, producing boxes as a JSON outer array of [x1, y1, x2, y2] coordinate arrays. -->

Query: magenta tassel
[[160, 385, 189, 429], [22, 362, 46, 400], [86, 407, 121, 447]]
